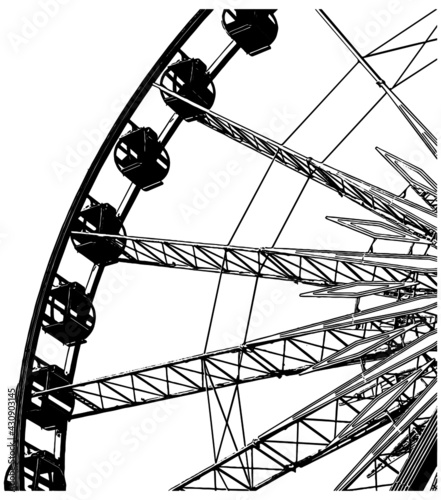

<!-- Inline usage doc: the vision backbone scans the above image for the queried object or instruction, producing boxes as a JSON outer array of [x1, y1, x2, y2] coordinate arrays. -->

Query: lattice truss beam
[[33, 295, 436, 418], [71, 232, 437, 295], [152, 83, 437, 245], [171, 332, 436, 490]]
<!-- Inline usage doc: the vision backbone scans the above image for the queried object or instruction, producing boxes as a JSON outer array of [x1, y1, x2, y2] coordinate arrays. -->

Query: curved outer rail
[[10, 10, 211, 491]]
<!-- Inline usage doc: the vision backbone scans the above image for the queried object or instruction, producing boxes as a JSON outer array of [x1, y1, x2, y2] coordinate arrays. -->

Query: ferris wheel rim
[[10, 10, 212, 491]]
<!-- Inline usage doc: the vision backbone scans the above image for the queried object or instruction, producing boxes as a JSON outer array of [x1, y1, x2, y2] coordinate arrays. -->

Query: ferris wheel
[[5, 7, 437, 492]]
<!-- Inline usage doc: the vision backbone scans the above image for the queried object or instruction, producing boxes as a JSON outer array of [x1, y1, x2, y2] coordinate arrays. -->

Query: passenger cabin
[[21, 451, 66, 491], [114, 127, 170, 190], [71, 203, 126, 265], [43, 281, 95, 345], [222, 10, 278, 56], [26, 365, 74, 430], [160, 58, 215, 121]]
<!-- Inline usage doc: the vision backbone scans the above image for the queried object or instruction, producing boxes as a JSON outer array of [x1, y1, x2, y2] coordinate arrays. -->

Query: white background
[[0, 1, 438, 499]]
